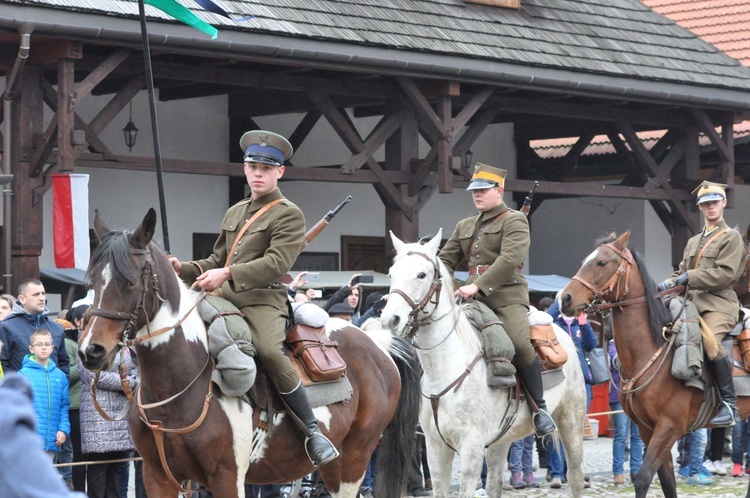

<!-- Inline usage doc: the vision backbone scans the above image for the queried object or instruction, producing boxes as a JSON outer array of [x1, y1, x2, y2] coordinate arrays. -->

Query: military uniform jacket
[[180, 188, 305, 311], [670, 221, 745, 318], [439, 202, 530, 309]]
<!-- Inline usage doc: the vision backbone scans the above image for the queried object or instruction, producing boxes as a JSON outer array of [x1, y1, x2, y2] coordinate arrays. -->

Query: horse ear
[[423, 228, 443, 256], [132, 208, 157, 248], [93, 209, 110, 240], [615, 229, 631, 249], [389, 230, 406, 255]]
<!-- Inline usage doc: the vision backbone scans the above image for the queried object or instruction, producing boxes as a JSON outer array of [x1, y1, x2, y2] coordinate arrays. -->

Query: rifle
[[299, 195, 352, 254], [520, 181, 539, 217]]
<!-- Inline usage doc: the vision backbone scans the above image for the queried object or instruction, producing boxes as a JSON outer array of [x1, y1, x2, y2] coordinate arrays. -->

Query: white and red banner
[[53, 174, 90, 270]]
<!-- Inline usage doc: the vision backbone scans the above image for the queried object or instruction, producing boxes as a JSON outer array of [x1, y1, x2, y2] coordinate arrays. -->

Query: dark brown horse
[[559, 230, 750, 498], [78, 209, 421, 498]]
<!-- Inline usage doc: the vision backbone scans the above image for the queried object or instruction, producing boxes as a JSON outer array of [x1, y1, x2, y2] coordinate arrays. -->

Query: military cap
[[691, 181, 727, 204], [467, 162, 508, 190], [239, 130, 293, 166]]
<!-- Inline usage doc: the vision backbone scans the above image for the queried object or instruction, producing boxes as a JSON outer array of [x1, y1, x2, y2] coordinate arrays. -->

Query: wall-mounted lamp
[[122, 101, 138, 152], [464, 149, 474, 169]]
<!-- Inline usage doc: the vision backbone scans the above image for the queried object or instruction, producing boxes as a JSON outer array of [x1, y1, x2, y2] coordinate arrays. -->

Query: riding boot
[[708, 355, 739, 427], [279, 381, 340, 467], [517, 358, 557, 437]]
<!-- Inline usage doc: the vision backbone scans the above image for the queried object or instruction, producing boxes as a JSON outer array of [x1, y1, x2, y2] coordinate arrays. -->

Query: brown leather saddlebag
[[737, 329, 750, 371], [285, 324, 347, 382], [530, 324, 568, 371]]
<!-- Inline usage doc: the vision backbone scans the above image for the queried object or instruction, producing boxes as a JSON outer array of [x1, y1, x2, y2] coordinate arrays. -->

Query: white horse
[[380, 230, 587, 498]]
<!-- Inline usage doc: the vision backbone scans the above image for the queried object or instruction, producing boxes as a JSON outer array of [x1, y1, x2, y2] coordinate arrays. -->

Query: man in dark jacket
[[0, 279, 69, 376]]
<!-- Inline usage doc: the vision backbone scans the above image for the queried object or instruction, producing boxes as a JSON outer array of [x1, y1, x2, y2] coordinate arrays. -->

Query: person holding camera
[[322, 273, 366, 323]]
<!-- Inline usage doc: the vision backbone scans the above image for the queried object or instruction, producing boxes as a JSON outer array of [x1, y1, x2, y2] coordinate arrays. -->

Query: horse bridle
[[88, 249, 165, 349], [389, 251, 443, 340], [571, 242, 635, 313]]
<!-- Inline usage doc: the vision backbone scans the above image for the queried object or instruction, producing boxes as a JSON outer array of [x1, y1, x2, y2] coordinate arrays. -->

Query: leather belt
[[468, 265, 491, 276]]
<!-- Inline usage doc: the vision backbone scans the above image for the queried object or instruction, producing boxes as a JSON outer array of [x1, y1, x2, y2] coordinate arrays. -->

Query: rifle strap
[[225, 198, 284, 267]]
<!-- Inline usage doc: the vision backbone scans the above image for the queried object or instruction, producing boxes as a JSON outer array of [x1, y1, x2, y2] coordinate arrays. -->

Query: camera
[[352, 275, 374, 284], [306, 272, 320, 281]]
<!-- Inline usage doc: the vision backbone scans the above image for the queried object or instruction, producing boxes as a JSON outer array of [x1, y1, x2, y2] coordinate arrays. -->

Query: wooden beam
[[341, 109, 403, 173], [397, 77, 450, 142], [288, 111, 322, 153], [62, 151, 412, 183], [309, 89, 412, 216], [57, 58, 75, 172], [689, 108, 732, 164], [437, 95, 452, 193], [491, 94, 688, 128], [74, 49, 132, 103], [452, 87, 494, 130]]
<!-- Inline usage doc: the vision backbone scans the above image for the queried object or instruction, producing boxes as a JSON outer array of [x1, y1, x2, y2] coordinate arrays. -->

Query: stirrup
[[709, 401, 738, 427], [304, 432, 340, 467], [533, 409, 557, 437]]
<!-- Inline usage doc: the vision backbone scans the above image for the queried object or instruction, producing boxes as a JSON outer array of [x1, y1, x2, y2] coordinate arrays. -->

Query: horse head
[[79, 208, 179, 371], [380, 229, 446, 339], [559, 229, 632, 316]]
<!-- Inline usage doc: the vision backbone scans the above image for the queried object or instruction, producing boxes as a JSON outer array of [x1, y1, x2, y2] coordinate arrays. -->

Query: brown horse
[[78, 209, 421, 498], [559, 230, 750, 498]]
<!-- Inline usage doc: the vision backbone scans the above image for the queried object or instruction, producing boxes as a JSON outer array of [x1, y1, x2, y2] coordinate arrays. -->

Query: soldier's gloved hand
[[674, 273, 689, 287], [657, 279, 672, 292]]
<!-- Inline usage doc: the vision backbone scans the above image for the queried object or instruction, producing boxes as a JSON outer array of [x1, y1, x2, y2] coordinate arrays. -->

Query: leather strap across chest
[[694, 228, 729, 269], [225, 198, 284, 267]]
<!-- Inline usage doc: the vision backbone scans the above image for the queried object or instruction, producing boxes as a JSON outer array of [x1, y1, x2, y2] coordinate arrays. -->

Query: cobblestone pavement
[[419, 436, 750, 498]]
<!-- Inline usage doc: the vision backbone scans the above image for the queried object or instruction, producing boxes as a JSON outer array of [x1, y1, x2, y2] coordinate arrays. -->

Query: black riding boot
[[279, 381, 340, 467], [517, 358, 557, 437], [708, 355, 739, 427]]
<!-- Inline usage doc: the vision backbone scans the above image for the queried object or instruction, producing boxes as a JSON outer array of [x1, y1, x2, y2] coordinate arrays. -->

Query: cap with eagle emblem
[[239, 130, 293, 166], [692, 181, 727, 204], [466, 162, 508, 190]]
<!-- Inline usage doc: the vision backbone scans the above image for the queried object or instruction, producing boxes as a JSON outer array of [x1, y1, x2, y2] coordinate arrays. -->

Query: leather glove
[[657, 279, 672, 292], [674, 272, 689, 287]]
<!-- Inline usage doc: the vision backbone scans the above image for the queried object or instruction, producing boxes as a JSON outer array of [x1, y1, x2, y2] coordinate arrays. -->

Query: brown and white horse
[[78, 208, 421, 498]]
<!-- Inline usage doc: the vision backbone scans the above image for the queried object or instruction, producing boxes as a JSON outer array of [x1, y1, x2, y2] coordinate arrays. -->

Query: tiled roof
[[532, 121, 750, 159], [642, 0, 750, 66], [6, 0, 750, 92]]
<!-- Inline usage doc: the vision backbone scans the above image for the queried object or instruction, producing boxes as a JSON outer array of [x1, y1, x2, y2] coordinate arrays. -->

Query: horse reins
[[87, 248, 215, 495]]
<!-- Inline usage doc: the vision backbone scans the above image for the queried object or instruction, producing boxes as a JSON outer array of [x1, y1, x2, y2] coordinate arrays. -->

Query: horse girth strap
[[224, 198, 284, 268], [425, 351, 484, 454]]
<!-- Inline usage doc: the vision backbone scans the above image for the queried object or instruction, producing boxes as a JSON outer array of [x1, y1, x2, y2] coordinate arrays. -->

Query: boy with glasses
[[18, 328, 70, 463]]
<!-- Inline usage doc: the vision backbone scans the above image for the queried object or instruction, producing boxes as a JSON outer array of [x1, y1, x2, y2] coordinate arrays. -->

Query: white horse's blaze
[[582, 248, 599, 266], [219, 397, 254, 495], [80, 264, 113, 353]]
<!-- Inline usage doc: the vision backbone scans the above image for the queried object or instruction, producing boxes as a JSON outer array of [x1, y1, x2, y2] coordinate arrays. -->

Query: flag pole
[[137, 0, 171, 254]]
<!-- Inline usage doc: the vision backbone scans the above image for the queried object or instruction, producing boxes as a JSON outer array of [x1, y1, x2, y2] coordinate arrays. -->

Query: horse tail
[[374, 335, 422, 498]]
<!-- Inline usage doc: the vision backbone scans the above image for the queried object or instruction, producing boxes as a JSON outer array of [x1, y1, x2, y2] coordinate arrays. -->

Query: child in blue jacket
[[18, 328, 70, 459]]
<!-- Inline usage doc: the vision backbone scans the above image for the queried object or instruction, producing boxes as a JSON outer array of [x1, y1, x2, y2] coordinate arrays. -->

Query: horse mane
[[87, 230, 141, 286], [434, 257, 483, 351], [632, 250, 671, 345], [87, 229, 181, 313]]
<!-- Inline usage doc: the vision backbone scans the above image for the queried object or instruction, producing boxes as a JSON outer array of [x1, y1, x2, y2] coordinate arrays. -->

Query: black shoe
[[533, 409, 557, 437], [708, 357, 738, 427], [518, 359, 558, 437], [280, 382, 341, 467]]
